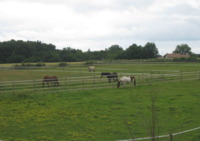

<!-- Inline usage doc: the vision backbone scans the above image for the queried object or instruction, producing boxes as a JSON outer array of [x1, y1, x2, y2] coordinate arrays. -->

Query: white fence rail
[[0, 71, 200, 92], [117, 126, 200, 141]]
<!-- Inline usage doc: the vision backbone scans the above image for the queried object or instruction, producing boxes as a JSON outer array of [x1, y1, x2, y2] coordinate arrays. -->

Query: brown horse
[[101, 72, 118, 83], [42, 76, 59, 87]]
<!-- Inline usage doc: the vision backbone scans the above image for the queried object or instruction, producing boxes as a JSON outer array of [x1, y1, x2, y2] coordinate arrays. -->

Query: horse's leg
[[109, 78, 111, 83], [123, 82, 126, 88], [134, 80, 136, 86], [117, 81, 121, 88], [53, 81, 55, 86], [55, 80, 58, 86], [107, 77, 110, 83]]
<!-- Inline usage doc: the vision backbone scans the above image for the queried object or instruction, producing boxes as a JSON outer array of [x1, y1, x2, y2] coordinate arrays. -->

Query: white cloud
[[0, 0, 200, 54]]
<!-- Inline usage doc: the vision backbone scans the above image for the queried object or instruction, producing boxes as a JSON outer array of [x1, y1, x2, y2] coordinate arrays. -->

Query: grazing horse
[[42, 76, 59, 87], [117, 76, 136, 88], [88, 66, 95, 72], [101, 72, 118, 83]]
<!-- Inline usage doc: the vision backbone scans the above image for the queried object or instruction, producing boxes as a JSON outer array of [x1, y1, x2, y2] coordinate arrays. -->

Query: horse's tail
[[117, 81, 121, 88]]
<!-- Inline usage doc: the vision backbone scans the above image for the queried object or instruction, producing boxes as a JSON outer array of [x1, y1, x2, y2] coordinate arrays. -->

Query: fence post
[[82, 79, 84, 90], [170, 134, 173, 141], [180, 71, 182, 82], [198, 71, 200, 80], [65, 77, 67, 86], [137, 76, 140, 86], [162, 72, 165, 80], [33, 80, 35, 88], [93, 75, 96, 88], [12, 82, 14, 89]]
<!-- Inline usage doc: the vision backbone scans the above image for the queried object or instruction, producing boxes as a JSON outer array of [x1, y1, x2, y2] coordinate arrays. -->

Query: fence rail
[[0, 71, 200, 92], [117, 126, 200, 141]]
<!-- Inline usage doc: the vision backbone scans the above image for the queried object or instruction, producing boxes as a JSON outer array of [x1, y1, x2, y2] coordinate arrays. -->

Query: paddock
[[0, 62, 200, 141], [0, 68, 200, 92]]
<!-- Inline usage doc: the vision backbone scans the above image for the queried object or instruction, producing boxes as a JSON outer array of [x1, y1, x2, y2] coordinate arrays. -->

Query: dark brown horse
[[42, 76, 59, 87], [101, 72, 118, 83]]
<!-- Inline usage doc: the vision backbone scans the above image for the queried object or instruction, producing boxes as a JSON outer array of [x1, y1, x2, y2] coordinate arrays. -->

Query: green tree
[[142, 42, 159, 59], [60, 47, 84, 62], [7, 52, 25, 63], [173, 44, 192, 55], [107, 45, 124, 59], [125, 44, 142, 59]]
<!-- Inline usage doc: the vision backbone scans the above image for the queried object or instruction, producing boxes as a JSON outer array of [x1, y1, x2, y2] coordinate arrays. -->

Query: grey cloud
[[0, 0, 200, 54], [163, 3, 200, 16]]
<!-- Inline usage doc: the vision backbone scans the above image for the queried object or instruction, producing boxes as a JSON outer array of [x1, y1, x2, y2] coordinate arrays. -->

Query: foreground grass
[[0, 80, 200, 141]]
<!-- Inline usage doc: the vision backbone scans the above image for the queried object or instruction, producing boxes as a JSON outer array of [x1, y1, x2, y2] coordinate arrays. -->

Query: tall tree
[[173, 44, 192, 55], [125, 44, 142, 59], [142, 42, 159, 59], [107, 45, 124, 59]]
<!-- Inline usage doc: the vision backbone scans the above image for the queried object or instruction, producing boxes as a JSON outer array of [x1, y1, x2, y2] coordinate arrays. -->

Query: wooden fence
[[0, 71, 200, 92]]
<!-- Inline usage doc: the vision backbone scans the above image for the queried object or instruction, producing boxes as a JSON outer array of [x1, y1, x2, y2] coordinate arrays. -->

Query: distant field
[[0, 62, 200, 141]]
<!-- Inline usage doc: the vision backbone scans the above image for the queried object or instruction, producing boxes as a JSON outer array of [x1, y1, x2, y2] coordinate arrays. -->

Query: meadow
[[0, 62, 200, 141]]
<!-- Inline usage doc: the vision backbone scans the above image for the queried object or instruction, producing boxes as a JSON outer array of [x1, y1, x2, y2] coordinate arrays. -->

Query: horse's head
[[130, 76, 135, 81], [130, 76, 136, 86], [42, 75, 50, 87]]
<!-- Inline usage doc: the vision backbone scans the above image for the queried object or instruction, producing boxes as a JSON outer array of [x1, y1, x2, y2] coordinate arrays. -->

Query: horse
[[42, 75, 59, 87], [88, 66, 95, 72], [117, 76, 136, 88], [101, 72, 118, 83]]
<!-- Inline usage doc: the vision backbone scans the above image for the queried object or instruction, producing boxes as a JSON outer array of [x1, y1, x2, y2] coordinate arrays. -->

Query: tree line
[[0, 40, 160, 63]]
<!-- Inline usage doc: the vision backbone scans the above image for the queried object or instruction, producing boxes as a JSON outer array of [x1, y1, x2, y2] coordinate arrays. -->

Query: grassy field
[[0, 62, 200, 141]]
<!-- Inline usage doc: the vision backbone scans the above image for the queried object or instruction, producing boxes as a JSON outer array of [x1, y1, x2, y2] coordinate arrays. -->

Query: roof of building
[[164, 53, 190, 58]]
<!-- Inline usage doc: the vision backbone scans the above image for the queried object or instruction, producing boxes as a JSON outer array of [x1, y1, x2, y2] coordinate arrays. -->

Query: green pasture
[[0, 62, 200, 141], [1, 62, 200, 81]]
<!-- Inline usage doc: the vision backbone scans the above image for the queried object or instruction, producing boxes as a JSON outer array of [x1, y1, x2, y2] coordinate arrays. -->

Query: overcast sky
[[0, 0, 200, 55]]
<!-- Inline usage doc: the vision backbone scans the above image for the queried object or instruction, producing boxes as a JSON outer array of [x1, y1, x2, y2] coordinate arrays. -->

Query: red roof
[[164, 53, 190, 58]]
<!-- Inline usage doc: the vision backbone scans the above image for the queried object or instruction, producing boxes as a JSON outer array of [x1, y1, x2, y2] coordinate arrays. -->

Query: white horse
[[117, 76, 136, 88], [88, 66, 95, 72]]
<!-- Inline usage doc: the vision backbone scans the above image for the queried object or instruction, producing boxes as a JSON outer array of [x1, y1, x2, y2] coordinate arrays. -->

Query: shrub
[[35, 62, 45, 67], [84, 61, 94, 65], [58, 62, 68, 67]]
